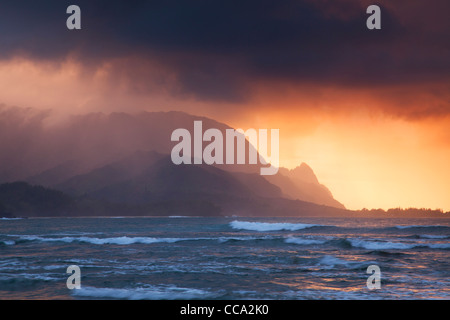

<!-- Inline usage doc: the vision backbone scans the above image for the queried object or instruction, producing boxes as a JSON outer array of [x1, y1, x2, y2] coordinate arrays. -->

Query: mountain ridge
[[0, 107, 345, 213]]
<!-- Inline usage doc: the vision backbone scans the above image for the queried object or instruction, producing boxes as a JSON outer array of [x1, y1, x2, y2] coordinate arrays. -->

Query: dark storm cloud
[[0, 0, 449, 104]]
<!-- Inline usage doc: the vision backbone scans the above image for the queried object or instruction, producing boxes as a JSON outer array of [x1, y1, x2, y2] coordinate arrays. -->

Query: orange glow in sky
[[1, 58, 449, 212], [230, 109, 450, 212]]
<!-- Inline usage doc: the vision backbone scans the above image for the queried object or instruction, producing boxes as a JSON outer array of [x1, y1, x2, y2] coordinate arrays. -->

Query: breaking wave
[[395, 225, 449, 230], [72, 285, 216, 300], [230, 220, 321, 231], [284, 237, 326, 245], [349, 239, 450, 250], [0, 240, 15, 246], [19, 235, 195, 245]]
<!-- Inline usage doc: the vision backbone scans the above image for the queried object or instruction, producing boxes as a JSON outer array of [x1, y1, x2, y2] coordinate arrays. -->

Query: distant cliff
[[265, 163, 345, 209]]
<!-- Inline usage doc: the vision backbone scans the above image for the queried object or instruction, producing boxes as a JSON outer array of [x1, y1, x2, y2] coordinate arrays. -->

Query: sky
[[0, 0, 449, 211]]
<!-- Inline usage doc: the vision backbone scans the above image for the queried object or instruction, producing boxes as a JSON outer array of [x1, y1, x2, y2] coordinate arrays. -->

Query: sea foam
[[230, 220, 320, 232], [349, 239, 450, 250], [284, 237, 326, 245], [0, 240, 15, 245], [20, 235, 192, 245], [395, 225, 449, 230], [349, 239, 416, 250], [72, 285, 215, 300]]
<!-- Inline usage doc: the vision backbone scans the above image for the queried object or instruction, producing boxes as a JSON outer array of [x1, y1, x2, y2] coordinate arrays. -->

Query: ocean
[[0, 216, 449, 300]]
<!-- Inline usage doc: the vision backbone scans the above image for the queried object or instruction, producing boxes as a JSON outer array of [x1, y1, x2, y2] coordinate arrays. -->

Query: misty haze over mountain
[[0, 105, 346, 217]]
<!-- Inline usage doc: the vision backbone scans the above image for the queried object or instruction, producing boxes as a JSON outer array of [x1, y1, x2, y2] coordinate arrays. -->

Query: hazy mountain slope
[[265, 164, 345, 209], [57, 152, 283, 203], [0, 182, 73, 217], [0, 106, 344, 208], [55, 150, 165, 196]]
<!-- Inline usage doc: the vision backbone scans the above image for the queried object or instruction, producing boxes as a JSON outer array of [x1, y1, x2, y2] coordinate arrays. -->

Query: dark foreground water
[[0, 216, 449, 299]]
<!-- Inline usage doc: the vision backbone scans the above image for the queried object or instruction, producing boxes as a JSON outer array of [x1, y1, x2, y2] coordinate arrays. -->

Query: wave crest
[[230, 220, 320, 232], [349, 239, 450, 250], [395, 225, 449, 230], [72, 285, 216, 300], [20, 235, 189, 245], [284, 237, 326, 245]]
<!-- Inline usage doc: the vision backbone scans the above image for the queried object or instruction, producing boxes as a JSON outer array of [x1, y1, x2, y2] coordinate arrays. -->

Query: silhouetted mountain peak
[[265, 162, 345, 209], [289, 163, 319, 184]]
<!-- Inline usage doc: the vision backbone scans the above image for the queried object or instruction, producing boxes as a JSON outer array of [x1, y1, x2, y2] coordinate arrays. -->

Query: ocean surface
[[0, 216, 449, 300]]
